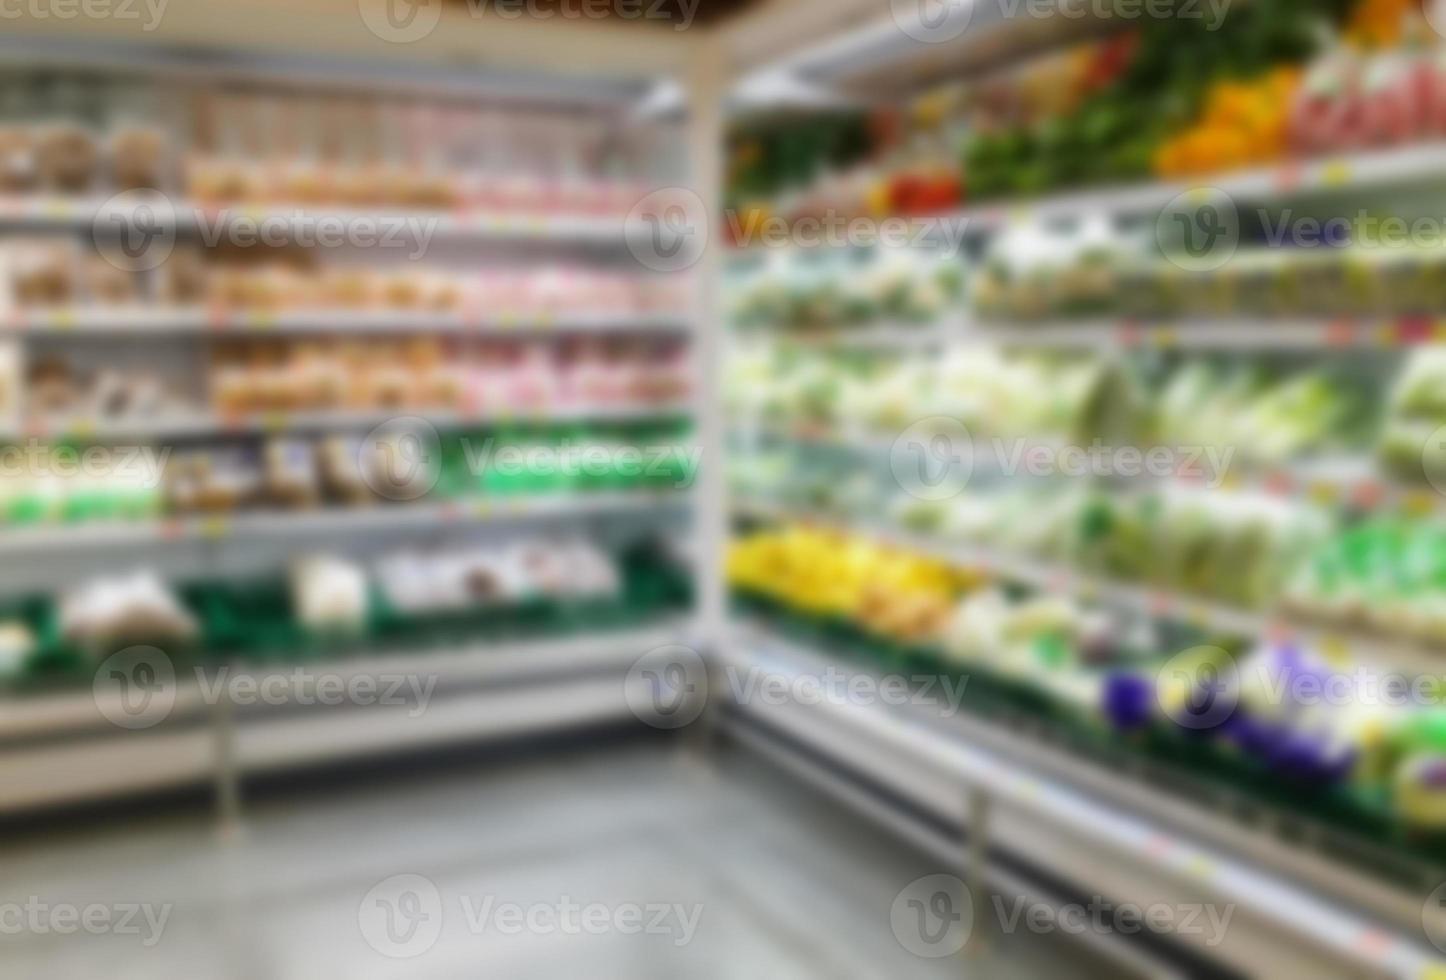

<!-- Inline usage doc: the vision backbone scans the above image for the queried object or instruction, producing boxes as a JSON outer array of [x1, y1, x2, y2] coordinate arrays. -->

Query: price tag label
[[1320, 160, 1352, 188], [1275, 162, 1302, 194], [1150, 326, 1178, 350], [1307, 480, 1340, 507], [1184, 855, 1215, 881], [1144, 833, 1174, 859], [1325, 319, 1356, 348], [473, 499, 493, 518], [200, 515, 229, 540], [1263, 470, 1294, 497], [1351, 480, 1386, 510], [48, 309, 74, 331], [1403, 490, 1439, 519], [1320, 634, 1351, 667]]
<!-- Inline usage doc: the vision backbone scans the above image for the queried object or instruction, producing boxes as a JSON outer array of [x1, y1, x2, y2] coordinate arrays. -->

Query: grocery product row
[[735, 434, 1446, 654], [0, 421, 694, 534], [728, 345, 1388, 469], [0, 75, 661, 213], [728, 522, 1446, 853], [6, 243, 688, 322], [973, 224, 1446, 325], [730, 223, 1446, 342], [726, 0, 1433, 227], [727, 248, 963, 332], [0, 336, 689, 430], [0, 530, 691, 684]]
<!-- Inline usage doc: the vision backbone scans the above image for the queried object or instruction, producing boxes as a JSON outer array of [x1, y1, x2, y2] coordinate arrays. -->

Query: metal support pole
[[686, 37, 728, 652], [679, 36, 727, 778], [211, 667, 242, 837], [966, 786, 990, 959]]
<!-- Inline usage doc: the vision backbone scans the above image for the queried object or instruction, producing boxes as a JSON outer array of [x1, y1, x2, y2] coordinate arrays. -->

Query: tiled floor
[[0, 740, 1121, 979]]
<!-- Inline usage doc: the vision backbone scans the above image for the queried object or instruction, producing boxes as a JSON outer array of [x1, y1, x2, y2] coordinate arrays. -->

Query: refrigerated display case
[[4, 1, 1446, 977]]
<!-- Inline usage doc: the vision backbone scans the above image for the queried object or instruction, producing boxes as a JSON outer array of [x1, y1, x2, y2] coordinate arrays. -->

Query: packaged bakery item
[[34, 124, 97, 194], [166, 447, 261, 514], [291, 555, 368, 632], [159, 247, 208, 305], [318, 435, 375, 506], [58, 570, 199, 652], [0, 127, 35, 193], [0, 621, 34, 678], [10, 240, 75, 307], [110, 126, 167, 191], [85, 255, 137, 306], [263, 437, 320, 509]]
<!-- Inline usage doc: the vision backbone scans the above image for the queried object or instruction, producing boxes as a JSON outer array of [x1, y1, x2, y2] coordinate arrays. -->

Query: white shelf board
[[948, 142, 1446, 229], [11, 306, 688, 338], [0, 195, 632, 243], [0, 488, 690, 554], [11, 400, 692, 441]]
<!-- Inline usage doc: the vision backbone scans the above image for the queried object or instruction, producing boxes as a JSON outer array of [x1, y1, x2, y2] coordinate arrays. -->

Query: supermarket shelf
[[728, 321, 955, 352], [11, 306, 689, 338], [0, 622, 687, 811], [0, 621, 685, 745], [721, 626, 1446, 978], [778, 0, 1114, 100], [724, 719, 1188, 980], [0, 195, 633, 244], [729, 418, 1446, 518], [969, 316, 1446, 351], [0, 489, 691, 554], [10, 401, 692, 441], [948, 141, 1446, 230], [733, 498, 1446, 676]]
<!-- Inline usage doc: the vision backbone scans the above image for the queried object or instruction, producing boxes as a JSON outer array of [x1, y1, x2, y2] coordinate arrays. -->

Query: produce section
[[721, 0, 1446, 972]]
